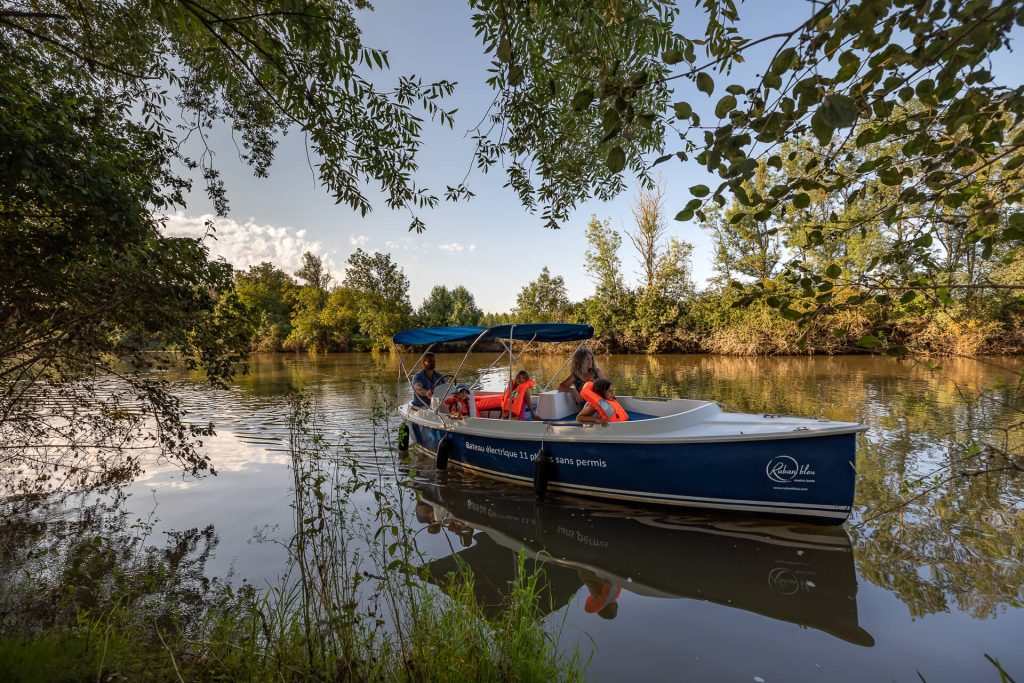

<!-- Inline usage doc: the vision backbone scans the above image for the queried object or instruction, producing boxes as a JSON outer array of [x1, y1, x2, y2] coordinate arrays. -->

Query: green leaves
[[808, 95, 860, 145], [662, 49, 684, 65], [856, 334, 880, 349], [673, 101, 692, 119], [818, 95, 860, 128], [602, 108, 621, 134], [572, 88, 595, 111], [689, 184, 710, 197], [715, 95, 737, 118], [769, 47, 797, 75], [696, 72, 714, 96], [792, 193, 811, 209], [496, 37, 512, 63], [606, 146, 626, 173], [810, 109, 834, 145], [779, 306, 803, 321]]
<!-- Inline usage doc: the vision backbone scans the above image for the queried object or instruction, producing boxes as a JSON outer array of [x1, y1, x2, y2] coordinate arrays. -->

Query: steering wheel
[[440, 373, 457, 385]]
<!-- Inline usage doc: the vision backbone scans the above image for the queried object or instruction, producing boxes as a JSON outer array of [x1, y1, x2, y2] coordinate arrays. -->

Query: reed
[[0, 387, 584, 682]]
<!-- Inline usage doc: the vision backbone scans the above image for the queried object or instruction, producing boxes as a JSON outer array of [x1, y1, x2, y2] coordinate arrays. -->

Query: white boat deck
[[403, 390, 865, 444]]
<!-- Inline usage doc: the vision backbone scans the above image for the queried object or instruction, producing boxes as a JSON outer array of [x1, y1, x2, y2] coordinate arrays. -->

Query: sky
[[163, 1, 1023, 313]]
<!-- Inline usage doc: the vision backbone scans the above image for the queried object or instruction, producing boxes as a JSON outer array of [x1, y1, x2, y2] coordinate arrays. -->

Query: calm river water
[[109, 353, 1024, 681]]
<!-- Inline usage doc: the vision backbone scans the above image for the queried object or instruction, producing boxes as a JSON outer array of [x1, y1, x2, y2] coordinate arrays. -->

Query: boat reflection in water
[[415, 481, 874, 647]]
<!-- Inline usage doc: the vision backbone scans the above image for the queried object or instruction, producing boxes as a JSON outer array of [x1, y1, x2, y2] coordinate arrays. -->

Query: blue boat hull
[[407, 421, 856, 522]]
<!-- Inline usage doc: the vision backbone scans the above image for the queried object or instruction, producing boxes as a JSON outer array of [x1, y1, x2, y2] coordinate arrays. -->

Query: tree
[[467, 1, 688, 228], [417, 286, 456, 328], [627, 186, 669, 290], [7, 0, 1024, 493], [0, 52, 252, 495], [418, 285, 483, 328], [653, 2, 1024, 350], [284, 252, 335, 352], [343, 250, 413, 349], [235, 263, 298, 351], [0, 1, 460, 228], [448, 286, 483, 327], [319, 287, 361, 351], [294, 253, 333, 306], [653, 237, 695, 302], [581, 216, 629, 342], [0, 0, 458, 492], [700, 161, 783, 283], [514, 267, 572, 322], [472, 0, 1023, 347], [584, 216, 627, 296]]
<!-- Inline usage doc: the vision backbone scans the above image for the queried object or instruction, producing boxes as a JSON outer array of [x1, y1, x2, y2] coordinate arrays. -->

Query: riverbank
[[0, 555, 580, 683]]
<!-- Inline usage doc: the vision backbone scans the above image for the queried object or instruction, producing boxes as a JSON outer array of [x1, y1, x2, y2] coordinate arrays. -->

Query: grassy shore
[[0, 558, 581, 682]]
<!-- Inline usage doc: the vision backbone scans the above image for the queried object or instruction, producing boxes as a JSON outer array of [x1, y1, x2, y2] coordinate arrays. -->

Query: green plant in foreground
[[0, 387, 583, 682]]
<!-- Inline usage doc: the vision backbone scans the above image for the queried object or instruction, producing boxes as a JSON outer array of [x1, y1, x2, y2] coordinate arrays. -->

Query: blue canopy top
[[392, 323, 593, 346], [484, 323, 594, 343]]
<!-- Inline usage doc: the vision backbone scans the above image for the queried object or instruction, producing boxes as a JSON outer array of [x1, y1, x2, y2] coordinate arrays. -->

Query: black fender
[[436, 435, 454, 471], [397, 422, 410, 450], [533, 447, 552, 497]]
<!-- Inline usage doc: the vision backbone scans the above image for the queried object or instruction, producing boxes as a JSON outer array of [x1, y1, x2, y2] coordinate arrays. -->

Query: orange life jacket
[[474, 392, 503, 412], [580, 381, 628, 422], [501, 379, 535, 418], [445, 395, 470, 416], [584, 582, 622, 613]]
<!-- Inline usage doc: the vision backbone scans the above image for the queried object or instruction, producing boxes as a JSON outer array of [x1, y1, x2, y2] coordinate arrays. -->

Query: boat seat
[[543, 410, 658, 425], [537, 390, 575, 420], [538, 390, 660, 424]]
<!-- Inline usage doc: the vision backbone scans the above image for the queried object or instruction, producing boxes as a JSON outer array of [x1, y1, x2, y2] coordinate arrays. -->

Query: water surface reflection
[[415, 480, 874, 647]]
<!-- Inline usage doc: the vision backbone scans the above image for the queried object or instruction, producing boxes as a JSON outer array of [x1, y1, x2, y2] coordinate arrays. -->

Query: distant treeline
[[235, 183, 1024, 357]]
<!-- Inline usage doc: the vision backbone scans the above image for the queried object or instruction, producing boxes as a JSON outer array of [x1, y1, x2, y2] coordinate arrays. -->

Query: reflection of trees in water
[[0, 493, 220, 635], [547, 354, 1024, 619], [853, 426, 1024, 620], [853, 491, 1024, 619]]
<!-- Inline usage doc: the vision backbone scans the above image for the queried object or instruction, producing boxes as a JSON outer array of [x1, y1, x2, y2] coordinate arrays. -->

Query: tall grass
[[0, 387, 584, 682]]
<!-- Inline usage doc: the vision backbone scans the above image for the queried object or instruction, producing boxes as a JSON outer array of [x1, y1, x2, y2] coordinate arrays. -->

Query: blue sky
[[166, 2, 1023, 313]]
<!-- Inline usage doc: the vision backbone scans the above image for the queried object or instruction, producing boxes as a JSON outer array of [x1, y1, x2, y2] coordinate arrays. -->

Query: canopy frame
[[392, 323, 593, 423]]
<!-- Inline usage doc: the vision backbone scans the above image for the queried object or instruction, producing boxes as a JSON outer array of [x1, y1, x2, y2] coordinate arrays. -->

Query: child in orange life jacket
[[502, 371, 538, 421], [444, 384, 472, 419], [577, 378, 627, 426]]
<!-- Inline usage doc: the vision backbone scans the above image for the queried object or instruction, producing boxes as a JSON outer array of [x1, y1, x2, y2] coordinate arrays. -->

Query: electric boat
[[394, 323, 866, 522]]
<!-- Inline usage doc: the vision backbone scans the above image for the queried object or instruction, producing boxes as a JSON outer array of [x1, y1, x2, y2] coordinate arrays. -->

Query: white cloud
[[161, 212, 335, 276], [439, 242, 476, 253], [350, 234, 369, 246], [385, 237, 415, 252]]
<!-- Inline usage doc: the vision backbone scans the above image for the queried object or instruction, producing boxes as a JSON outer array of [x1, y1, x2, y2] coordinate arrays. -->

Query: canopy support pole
[[434, 329, 491, 417], [507, 325, 515, 419]]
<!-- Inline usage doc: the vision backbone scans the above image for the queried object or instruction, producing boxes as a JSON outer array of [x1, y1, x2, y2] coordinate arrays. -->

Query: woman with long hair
[[557, 348, 603, 406]]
